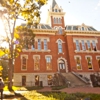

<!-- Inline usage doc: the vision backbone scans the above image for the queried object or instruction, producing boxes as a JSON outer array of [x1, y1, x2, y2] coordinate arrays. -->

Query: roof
[[65, 24, 97, 31], [21, 23, 52, 29], [51, 0, 58, 9]]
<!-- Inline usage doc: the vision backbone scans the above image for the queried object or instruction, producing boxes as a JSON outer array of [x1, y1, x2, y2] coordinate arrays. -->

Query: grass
[[18, 91, 100, 100], [4, 85, 21, 91], [3, 86, 100, 100]]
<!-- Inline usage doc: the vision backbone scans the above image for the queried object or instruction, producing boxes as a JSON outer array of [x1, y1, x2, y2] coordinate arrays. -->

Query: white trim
[[20, 55, 28, 59], [56, 38, 65, 43], [96, 56, 100, 59], [45, 55, 52, 59], [74, 55, 81, 60], [22, 49, 51, 53], [33, 55, 40, 59], [73, 38, 98, 43], [35, 37, 50, 42], [85, 55, 92, 60]]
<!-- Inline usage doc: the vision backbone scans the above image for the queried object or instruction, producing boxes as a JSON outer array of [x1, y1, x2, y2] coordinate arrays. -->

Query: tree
[[0, 0, 48, 90]]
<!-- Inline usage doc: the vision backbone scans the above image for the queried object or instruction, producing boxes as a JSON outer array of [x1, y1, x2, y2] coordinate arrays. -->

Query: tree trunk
[[8, 59, 13, 90]]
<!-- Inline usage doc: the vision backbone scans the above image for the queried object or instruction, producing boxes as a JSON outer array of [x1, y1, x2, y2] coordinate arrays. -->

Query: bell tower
[[47, 0, 65, 29]]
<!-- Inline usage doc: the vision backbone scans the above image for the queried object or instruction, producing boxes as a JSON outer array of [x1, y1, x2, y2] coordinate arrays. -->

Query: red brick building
[[14, 0, 100, 86]]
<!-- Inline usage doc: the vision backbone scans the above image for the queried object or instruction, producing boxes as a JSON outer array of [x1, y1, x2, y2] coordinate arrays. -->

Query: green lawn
[[3, 86, 100, 100]]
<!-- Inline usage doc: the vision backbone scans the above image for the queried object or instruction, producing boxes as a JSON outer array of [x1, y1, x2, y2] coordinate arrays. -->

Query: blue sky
[[40, 0, 100, 31]]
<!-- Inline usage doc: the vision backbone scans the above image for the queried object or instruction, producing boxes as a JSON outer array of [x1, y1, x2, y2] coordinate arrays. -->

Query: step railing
[[72, 71, 90, 84]]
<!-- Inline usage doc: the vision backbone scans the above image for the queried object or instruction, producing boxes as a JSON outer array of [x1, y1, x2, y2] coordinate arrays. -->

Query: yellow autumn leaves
[[36, 0, 48, 4]]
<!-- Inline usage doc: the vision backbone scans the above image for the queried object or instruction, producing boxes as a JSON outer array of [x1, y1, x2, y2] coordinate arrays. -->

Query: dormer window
[[55, 9, 57, 12], [82, 27, 84, 30], [59, 10, 61, 12]]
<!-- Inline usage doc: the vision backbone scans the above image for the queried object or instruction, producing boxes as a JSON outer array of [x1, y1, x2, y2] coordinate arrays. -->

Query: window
[[59, 60, 65, 69], [58, 27, 62, 34], [22, 56, 27, 70], [76, 40, 80, 51], [57, 18, 59, 23], [58, 18, 61, 23], [44, 39, 48, 50], [82, 27, 84, 30], [55, 18, 58, 23], [54, 18, 56, 23], [92, 40, 97, 51], [34, 56, 40, 70], [47, 75, 52, 85], [81, 40, 86, 51], [58, 40, 62, 53], [97, 57, 100, 69], [31, 45, 35, 50], [38, 39, 41, 50], [55, 9, 57, 12], [76, 57, 82, 70], [87, 57, 93, 69], [87, 40, 91, 51], [46, 56, 52, 70]]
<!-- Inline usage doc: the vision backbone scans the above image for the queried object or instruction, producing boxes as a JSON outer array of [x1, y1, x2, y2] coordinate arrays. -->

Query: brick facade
[[13, 0, 100, 86]]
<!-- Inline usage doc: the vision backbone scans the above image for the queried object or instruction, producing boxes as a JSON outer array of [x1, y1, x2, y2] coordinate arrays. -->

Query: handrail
[[72, 71, 90, 84]]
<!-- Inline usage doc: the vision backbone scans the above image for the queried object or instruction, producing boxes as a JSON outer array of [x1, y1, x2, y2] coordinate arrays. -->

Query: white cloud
[[95, 0, 100, 10], [97, 1, 100, 6]]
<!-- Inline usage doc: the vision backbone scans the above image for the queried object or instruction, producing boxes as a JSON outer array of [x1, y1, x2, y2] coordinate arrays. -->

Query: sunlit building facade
[[14, 0, 100, 86]]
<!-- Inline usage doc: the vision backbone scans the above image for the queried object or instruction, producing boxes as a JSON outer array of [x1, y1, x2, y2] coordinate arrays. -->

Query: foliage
[[0, 59, 8, 80], [3, 86, 100, 100], [0, 0, 48, 25], [0, 0, 48, 89]]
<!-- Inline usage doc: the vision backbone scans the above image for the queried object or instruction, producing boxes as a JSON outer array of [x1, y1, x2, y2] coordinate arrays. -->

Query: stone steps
[[61, 73, 90, 87]]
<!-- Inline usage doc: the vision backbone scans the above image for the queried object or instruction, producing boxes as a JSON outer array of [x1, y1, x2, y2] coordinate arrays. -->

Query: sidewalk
[[2, 86, 100, 100], [38, 86, 100, 94]]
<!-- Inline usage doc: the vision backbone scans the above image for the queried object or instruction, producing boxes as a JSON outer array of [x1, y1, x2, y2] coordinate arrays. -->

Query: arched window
[[55, 9, 57, 12], [59, 59, 65, 69], [55, 18, 57, 23], [58, 27, 62, 34], [56, 18, 59, 24], [59, 18, 61, 23], [58, 40, 62, 53], [54, 18, 56, 23]]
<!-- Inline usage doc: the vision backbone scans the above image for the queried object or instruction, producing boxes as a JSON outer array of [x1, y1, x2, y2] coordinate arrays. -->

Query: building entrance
[[58, 59, 66, 72]]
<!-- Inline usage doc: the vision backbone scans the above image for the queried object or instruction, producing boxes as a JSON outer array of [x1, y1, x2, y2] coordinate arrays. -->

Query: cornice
[[32, 29, 57, 35], [49, 11, 65, 16], [64, 30, 100, 36]]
